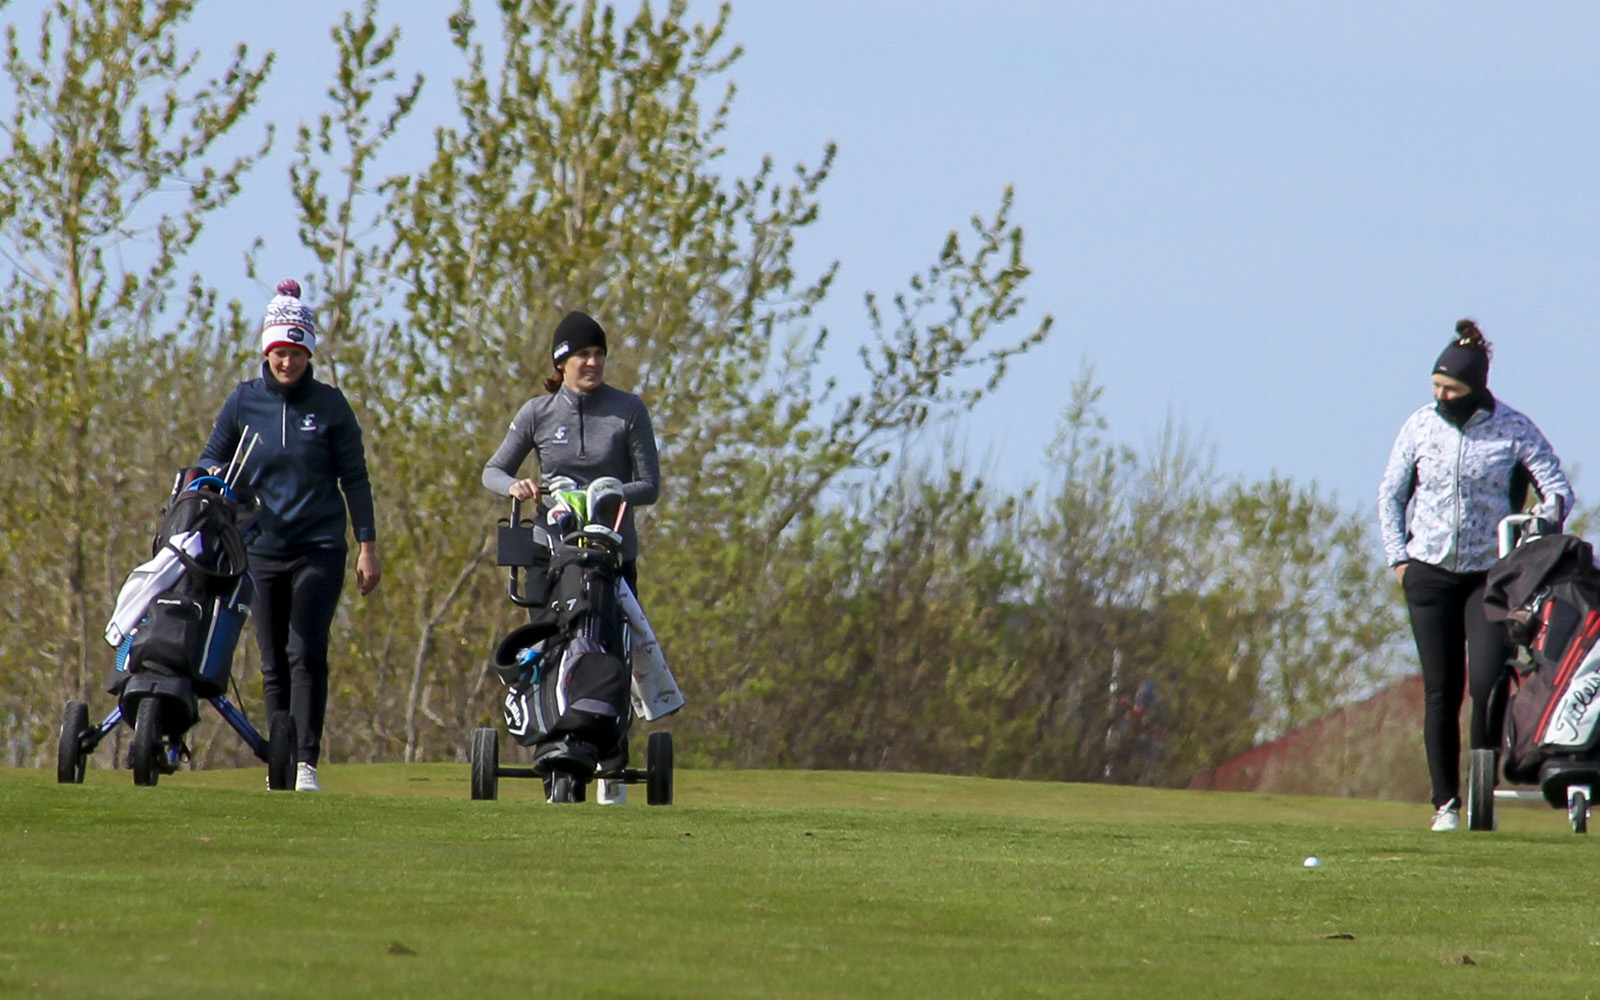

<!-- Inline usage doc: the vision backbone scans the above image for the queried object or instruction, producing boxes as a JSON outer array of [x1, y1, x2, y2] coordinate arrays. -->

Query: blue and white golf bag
[[105, 469, 255, 735]]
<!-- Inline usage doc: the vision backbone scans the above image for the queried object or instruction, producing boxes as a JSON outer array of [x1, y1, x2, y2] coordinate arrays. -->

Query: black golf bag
[[1484, 533, 1600, 800], [491, 524, 632, 778], [107, 468, 255, 738]]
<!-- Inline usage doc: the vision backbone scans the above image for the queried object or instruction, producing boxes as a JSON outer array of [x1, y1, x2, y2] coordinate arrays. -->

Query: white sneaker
[[596, 779, 626, 805], [1431, 799, 1460, 831], [295, 762, 321, 792]]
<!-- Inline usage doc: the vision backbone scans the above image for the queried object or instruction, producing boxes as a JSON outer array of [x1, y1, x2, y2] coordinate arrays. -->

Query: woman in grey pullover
[[1378, 319, 1573, 831], [481, 311, 660, 593]]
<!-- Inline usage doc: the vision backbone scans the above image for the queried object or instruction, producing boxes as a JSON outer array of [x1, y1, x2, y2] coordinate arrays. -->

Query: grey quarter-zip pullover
[[482, 383, 660, 561]]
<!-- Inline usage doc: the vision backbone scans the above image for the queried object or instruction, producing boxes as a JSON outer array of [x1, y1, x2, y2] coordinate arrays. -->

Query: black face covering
[[1432, 337, 1489, 430], [1436, 387, 1491, 428]]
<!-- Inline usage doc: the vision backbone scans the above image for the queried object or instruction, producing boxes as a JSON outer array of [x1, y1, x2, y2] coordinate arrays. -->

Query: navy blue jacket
[[200, 364, 377, 558]]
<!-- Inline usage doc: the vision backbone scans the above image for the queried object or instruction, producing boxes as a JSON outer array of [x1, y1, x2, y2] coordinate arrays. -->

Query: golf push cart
[[470, 477, 679, 805], [58, 437, 298, 790], [1470, 511, 1600, 833]]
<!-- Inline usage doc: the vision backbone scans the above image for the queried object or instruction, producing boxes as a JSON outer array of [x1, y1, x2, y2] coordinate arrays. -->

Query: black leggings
[[1402, 560, 1511, 808], [250, 549, 346, 767]]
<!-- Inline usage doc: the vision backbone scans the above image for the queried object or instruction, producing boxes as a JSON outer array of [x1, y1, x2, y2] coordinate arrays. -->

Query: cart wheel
[[57, 700, 90, 784], [470, 727, 499, 801], [647, 730, 674, 806], [130, 698, 161, 788], [1572, 789, 1589, 834], [549, 773, 577, 803], [1466, 748, 1495, 831], [267, 711, 296, 791]]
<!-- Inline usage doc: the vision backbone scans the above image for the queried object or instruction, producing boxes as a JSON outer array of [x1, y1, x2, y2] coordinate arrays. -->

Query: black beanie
[[1433, 341, 1489, 391], [551, 311, 607, 364]]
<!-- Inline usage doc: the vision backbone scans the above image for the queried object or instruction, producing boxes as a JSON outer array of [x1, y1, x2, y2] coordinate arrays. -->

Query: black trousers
[[1402, 560, 1511, 808], [250, 548, 346, 767]]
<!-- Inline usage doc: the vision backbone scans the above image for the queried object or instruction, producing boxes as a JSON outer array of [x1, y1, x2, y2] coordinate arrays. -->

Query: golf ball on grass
[[1303, 856, 1322, 868]]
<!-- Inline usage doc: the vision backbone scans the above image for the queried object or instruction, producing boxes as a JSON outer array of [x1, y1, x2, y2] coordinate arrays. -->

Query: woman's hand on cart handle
[[508, 478, 541, 503], [1532, 495, 1566, 529]]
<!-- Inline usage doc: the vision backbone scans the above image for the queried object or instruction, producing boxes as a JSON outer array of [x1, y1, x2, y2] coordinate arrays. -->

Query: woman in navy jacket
[[200, 280, 380, 791]]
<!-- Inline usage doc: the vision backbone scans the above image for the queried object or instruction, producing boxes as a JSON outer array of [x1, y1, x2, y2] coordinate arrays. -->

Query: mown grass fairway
[[3, 765, 1598, 999]]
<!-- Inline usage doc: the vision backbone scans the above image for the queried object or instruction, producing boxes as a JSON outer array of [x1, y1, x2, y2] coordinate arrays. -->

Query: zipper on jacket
[[578, 393, 586, 457], [281, 400, 288, 447], [1450, 423, 1466, 572]]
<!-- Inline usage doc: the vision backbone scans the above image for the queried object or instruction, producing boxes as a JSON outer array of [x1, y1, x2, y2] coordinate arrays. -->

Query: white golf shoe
[[295, 762, 321, 792], [596, 778, 626, 804], [1430, 798, 1459, 831]]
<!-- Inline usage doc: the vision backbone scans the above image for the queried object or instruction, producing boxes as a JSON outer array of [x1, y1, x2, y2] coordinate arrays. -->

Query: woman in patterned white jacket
[[1378, 319, 1574, 831]]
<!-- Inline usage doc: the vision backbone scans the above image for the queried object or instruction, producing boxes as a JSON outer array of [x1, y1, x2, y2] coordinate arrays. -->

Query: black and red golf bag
[[1484, 533, 1600, 800]]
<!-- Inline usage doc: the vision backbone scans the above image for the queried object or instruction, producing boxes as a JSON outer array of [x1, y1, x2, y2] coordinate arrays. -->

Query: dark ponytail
[[542, 366, 563, 393], [1452, 318, 1492, 360]]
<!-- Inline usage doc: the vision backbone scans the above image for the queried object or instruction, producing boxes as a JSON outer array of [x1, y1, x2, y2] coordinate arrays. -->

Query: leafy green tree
[[1003, 371, 1405, 785], [0, 0, 269, 760], [0, 0, 1407, 787], [275, 0, 1049, 763]]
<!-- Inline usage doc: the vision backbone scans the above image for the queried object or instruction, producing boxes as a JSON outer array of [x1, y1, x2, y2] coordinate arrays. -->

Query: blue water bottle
[[516, 645, 543, 682]]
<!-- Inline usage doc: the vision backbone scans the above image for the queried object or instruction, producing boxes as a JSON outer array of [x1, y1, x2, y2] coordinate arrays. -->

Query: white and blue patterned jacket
[[1378, 399, 1573, 573]]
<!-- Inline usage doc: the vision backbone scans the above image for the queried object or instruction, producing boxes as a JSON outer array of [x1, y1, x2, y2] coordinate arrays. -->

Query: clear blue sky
[[686, 2, 1600, 512], [27, 0, 1600, 514]]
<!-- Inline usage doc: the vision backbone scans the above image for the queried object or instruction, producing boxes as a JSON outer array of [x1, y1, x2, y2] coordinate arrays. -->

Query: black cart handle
[[500, 498, 546, 608]]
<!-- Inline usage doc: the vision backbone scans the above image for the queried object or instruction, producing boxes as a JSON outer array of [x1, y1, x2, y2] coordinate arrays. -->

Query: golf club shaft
[[229, 432, 260, 488], [222, 426, 249, 482]]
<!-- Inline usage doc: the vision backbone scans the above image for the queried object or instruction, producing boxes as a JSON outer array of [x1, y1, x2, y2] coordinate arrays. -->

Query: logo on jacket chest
[[299, 413, 318, 433], [553, 425, 569, 444]]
